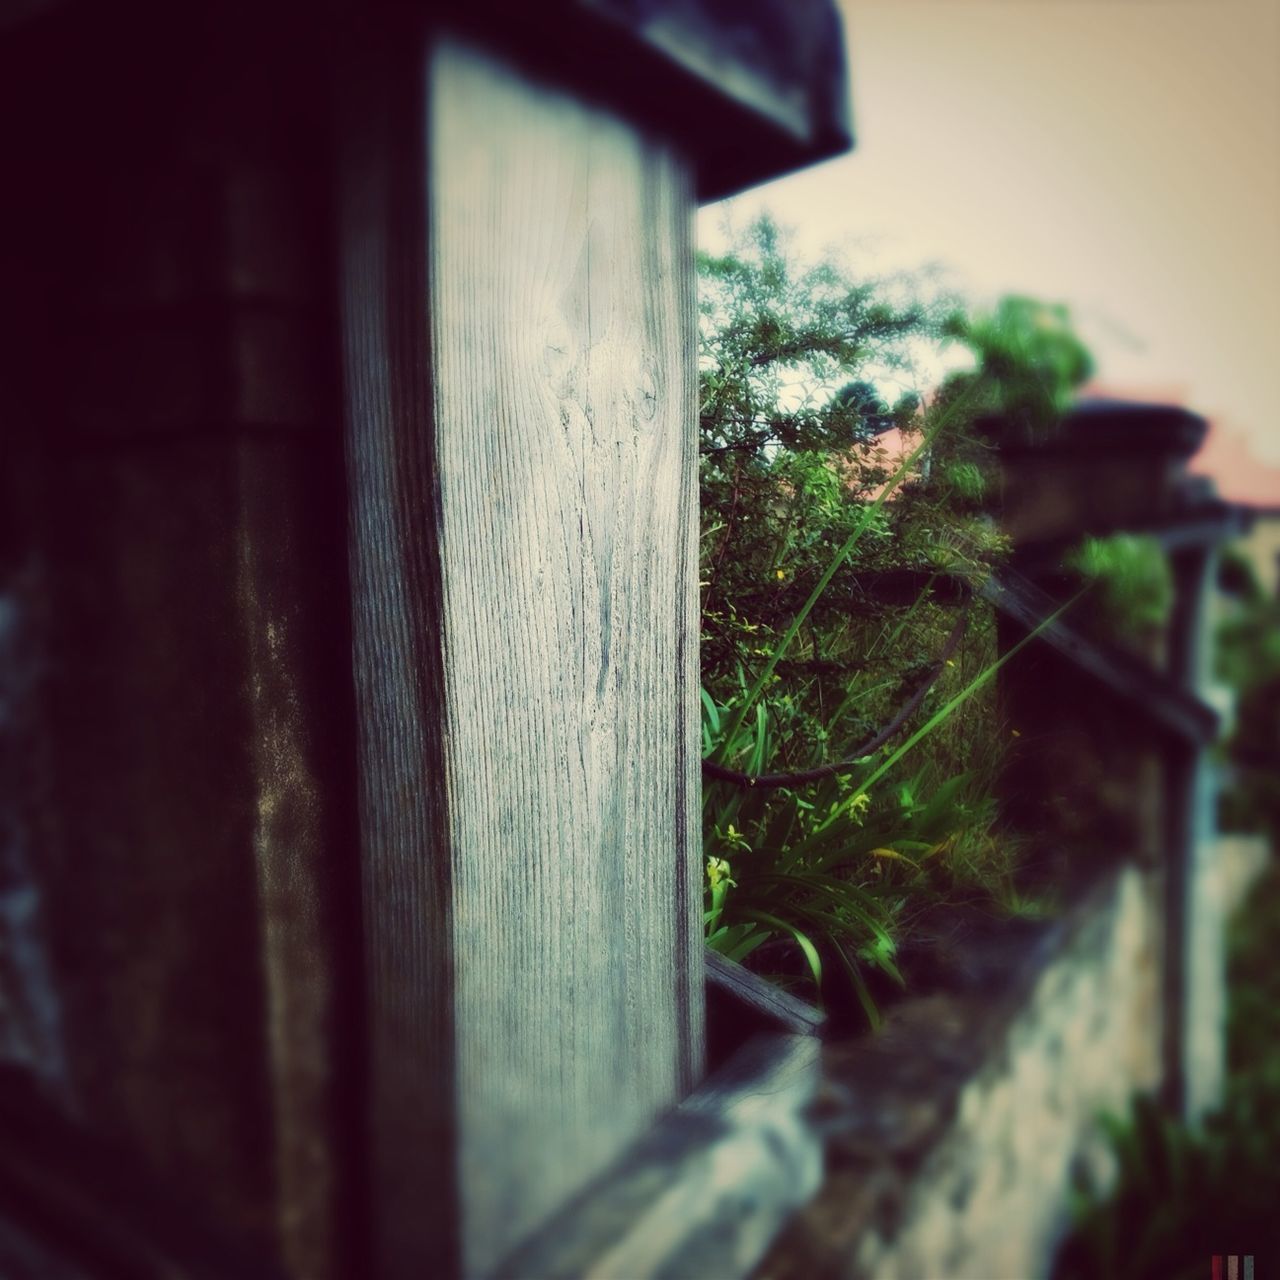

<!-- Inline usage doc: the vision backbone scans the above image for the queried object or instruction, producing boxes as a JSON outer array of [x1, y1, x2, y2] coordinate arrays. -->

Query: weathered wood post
[[982, 400, 1245, 1123], [1164, 539, 1229, 1122], [0, 2, 849, 1275], [989, 404, 1213, 869]]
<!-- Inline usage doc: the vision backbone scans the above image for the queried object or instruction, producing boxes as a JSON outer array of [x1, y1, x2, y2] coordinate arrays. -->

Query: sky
[[698, 0, 1280, 503]]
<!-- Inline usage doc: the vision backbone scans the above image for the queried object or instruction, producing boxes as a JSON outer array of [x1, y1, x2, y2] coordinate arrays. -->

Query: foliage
[[1063, 534, 1175, 640], [702, 617, 1051, 1023], [940, 294, 1095, 440], [698, 214, 930, 465], [697, 214, 1094, 1019], [699, 217, 1005, 751], [1215, 547, 1280, 843], [1215, 548, 1280, 689], [1053, 864, 1280, 1280]]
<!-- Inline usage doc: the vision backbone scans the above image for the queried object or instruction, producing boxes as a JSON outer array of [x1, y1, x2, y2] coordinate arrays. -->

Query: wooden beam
[[337, 21, 461, 1276], [983, 570, 1219, 746], [705, 948, 827, 1038], [339, 31, 703, 1275]]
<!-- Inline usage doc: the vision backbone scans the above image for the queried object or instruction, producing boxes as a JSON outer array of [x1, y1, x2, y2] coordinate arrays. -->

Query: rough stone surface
[[757, 866, 1164, 1280]]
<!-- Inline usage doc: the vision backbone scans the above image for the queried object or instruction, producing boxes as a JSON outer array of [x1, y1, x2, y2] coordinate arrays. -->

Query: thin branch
[[702, 609, 970, 789], [706, 456, 745, 594], [747, 337, 856, 369]]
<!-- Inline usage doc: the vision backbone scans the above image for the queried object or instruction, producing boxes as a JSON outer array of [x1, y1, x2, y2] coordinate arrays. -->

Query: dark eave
[[442, 0, 854, 201], [0, 0, 853, 202]]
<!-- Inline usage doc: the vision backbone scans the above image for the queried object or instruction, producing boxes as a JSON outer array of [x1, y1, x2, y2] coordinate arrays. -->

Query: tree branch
[[747, 336, 856, 369]]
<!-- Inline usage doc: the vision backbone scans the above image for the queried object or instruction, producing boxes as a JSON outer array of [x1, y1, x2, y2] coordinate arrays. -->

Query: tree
[[695, 215, 1099, 1021], [698, 214, 930, 462], [938, 294, 1094, 438], [698, 215, 999, 702], [697, 217, 1010, 1017]]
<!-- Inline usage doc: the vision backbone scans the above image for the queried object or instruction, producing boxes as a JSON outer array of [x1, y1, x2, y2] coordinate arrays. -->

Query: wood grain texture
[[705, 948, 826, 1037], [495, 1034, 822, 1280], [337, 26, 461, 1277], [428, 37, 703, 1273]]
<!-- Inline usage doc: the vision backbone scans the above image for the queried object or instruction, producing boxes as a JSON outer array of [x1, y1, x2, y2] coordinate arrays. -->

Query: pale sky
[[698, 0, 1280, 496]]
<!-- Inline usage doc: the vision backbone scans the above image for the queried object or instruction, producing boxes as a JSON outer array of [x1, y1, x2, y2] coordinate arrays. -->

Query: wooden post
[[981, 400, 1236, 1122], [1163, 545, 1224, 1121], [339, 32, 704, 1274], [333, 4, 851, 1268], [0, 2, 850, 1274]]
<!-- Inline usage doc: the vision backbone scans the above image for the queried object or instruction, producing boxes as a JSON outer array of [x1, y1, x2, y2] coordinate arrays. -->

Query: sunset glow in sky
[[699, 0, 1280, 503]]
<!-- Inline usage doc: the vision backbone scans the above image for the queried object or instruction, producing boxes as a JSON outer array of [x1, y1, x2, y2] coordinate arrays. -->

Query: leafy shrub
[[697, 215, 1093, 1020], [1215, 550, 1280, 843], [941, 295, 1095, 441], [1063, 534, 1175, 641]]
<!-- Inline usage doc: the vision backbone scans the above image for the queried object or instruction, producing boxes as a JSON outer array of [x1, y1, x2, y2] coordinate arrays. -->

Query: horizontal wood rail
[[705, 947, 827, 1037], [981, 569, 1219, 746]]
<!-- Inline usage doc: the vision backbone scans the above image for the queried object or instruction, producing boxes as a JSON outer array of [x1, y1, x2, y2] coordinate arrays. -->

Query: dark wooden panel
[[0, 14, 362, 1272], [31, 431, 359, 1279], [0, 1064, 289, 1280], [336, 22, 462, 1279]]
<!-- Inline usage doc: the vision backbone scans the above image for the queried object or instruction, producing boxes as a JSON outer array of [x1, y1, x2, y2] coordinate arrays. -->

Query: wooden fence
[[0, 1, 849, 1276], [0, 4, 1247, 1276]]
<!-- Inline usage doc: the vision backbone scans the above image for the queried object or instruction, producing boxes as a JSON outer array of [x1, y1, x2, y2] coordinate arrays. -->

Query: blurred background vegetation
[[1215, 548, 1280, 848], [697, 214, 1097, 1023], [698, 213, 1278, 1036]]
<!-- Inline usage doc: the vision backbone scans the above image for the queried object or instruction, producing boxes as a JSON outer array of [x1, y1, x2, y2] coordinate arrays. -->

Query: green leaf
[[741, 910, 823, 987], [709, 384, 982, 768]]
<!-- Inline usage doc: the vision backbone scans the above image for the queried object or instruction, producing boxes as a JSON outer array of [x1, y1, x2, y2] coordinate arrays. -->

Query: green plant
[[697, 214, 1096, 1022], [702, 584, 1069, 1023], [1063, 534, 1174, 641], [699, 215, 1005, 785], [1215, 547, 1280, 844], [940, 294, 1094, 441]]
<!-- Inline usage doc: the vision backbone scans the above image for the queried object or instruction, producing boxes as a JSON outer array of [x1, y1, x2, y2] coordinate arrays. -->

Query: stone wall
[[758, 865, 1164, 1280]]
